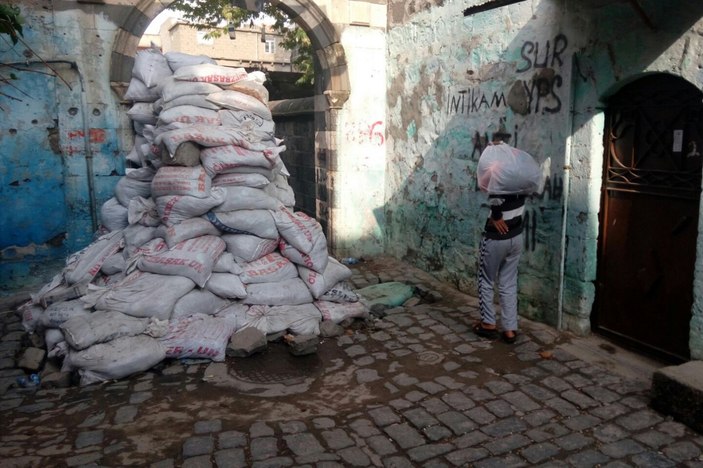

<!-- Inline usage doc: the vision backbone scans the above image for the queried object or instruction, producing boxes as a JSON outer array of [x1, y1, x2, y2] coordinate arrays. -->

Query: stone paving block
[[436, 410, 477, 435], [661, 440, 702, 462], [349, 418, 381, 437], [630, 451, 678, 467], [484, 433, 531, 455], [593, 423, 628, 443], [389, 398, 413, 410], [633, 429, 675, 448], [523, 408, 556, 427], [65, 451, 102, 467], [463, 386, 494, 401], [181, 455, 212, 468], [465, 406, 496, 425], [599, 438, 646, 458], [544, 396, 580, 417], [591, 402, 629, 420], [381, 455, 414, 467], [312, 417, 335, 429], [563, 414, 601, 431], [445, 447, 490, 466], [525, 422, 569, 442], [441, 391, 475, 411], [284, 432, 325, 457], [407, 443, 454, 462], [520, 441, 561, 463], [338, 446, 371, 466], [416, 381, 446, 394], [368, 405, 401, 426], [420, 397, 450, 415], [383, 422, 426, 449], [561, 389, 599, 408], [481, 417, 527, 438], [250, 436, 278, 460], [485, 399, 514, 418], [425, 424, 453, 441], [279, 420, 307, 434], [182, 435, 214, 458], [214, 448, 246, 467], [402, 407, 439, 430], [194, 419, 222, 434], [453, 430, 490, 449], [250, 456, 294, 467], [365, 434, 397, 456], [555, 432, 594, 451], [321, 428, 354, 450], [565, 448, 610, 466], [616, 409, 665, 431], [250, 421, 274, 437], [484, 380, 514, 395], [219, 430, 247, 449], [541, 376, 572, 392], [75, 429, 103, 449]]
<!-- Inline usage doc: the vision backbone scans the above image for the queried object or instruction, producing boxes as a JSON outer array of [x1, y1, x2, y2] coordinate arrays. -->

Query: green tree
[[167, 0, 315, 86]]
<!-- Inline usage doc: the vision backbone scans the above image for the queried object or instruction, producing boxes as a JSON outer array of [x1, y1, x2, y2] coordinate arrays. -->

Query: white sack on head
[[62, 335, 166, 386], [132, 48, 172, 88], [206, 209, 278, 239], [60, 310, 151, 350], [206, 90, 272, 120], [156, 188, 226, 226], [101, 197, 129, 232], [239, 304, 321, 336], [243, 277, 313, 306], [297, 257, 352, 299], [221, 233, 278, 263], [165, 51, 217, 72], [136, 235, 225, 287], [161, 80, 221, 102], [151, 165, 212, 199], [174, 63, 248, 85], [172, 289, 229, 320], [85, 271, 195, 320], [240, 253, 298, 285], [204, 272, 247, 299], [272, 208, 324, 255], [212, 172, 271, 188], [63, 230, 124, 285], [477, 142, 547, 195], [159, 314, 235, 362]]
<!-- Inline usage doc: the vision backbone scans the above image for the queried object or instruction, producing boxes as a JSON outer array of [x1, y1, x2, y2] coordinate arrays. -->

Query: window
[[265, 39, 275, 54], [196, 31, 213, 45]]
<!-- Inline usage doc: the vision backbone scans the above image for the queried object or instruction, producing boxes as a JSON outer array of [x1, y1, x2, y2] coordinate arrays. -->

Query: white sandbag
[[477, 142, 548, 195], [86, 271, 195, 320], [297, 257, 352, 299], [201, 144, 280, 178], [156, 125, 273, 157], [174, 63, 248, 85], [315, 300, 369, 324], [279, 237, 329, 274], [101, 197, 129, 232], [221, 233, 278, 263], [213, 252, 243, 274], [218, 109, 274, 134], [243, 277, 313, 306], [62, 335, 166, 386], [214, 302, 249, 329], [64, 230, 125, 285], [45, 328, 66, 358], [157, 217, 220, 248], [159, 314, 235, 362], [204, 272, 247, 299], [127, 102, 157, 125], [239, 304, 321, 335], [122, 225, 159, 258], [319, 281, 360, 303], [240, 253, 298, 285], [132, 48, 173, 88], [161, 93, 221, 111], [213, 186, 282, 212], [212, 172, 271, 188], [101, 253, 126, 275], [164, 51, 217, 72], [125, 146, 143, 167], [161, 80, 222, 102], [206, 90, 272, 120], [224, 80, 269, 104], [124, 76, 161, 102], [60, 310, 151, 350], [19, 301, 44, 333], [136, 235, 225, 287], [151, 165, 212, 199], [30, 274, 90, 308], [114, 167, 155, 207], [127, 196, 161, 227], [158, 105, 221, 127], [40, 299, 91, 329], [156, 188, 226, 226], [272, 208, 324, 255], [172, 289, 230, 319], [206, 209, 278, 239], [247, 70, 266, 84], [264, 175, 296, 208]]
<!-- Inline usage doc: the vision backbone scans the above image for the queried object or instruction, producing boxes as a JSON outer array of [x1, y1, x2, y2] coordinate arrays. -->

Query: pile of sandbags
[[18, 49, 368, 386]]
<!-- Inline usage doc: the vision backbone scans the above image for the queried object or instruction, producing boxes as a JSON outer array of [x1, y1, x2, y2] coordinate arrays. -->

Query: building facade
[[1, 0, 702, 362]]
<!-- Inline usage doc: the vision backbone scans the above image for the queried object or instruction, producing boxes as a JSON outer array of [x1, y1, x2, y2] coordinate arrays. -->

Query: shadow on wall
[[377, 0, 703, 326]]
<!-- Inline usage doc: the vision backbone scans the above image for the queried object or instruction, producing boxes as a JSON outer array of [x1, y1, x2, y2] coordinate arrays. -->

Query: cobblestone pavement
[[1, 256, 702, 467]]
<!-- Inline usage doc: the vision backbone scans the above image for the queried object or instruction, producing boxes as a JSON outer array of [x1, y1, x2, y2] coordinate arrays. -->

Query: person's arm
[[488, 197, 509, 235]]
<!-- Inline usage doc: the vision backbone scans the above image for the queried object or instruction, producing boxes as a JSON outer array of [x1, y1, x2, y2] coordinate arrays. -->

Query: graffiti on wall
[[344, 120, 385, 147], [447, 34, 568, 116]]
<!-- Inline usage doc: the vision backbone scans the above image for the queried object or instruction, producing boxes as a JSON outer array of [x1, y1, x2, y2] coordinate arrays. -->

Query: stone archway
[[109, 0, 351, 251]]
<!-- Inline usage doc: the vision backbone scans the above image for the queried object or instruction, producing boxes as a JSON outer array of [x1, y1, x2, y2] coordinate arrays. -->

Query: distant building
[[139, 17, 296, 74]]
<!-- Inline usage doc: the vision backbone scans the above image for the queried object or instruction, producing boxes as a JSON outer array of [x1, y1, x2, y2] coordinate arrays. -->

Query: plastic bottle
[[29, 373, 41, 386], [341, 257, 358, 265]]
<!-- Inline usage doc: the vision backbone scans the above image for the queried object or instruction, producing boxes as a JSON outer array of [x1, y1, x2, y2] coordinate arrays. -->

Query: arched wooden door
[[594, 74, 703, 363]]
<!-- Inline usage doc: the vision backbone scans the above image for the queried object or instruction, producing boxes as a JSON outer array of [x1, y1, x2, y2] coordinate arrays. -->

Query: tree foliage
[[167, 0, 314, 85]]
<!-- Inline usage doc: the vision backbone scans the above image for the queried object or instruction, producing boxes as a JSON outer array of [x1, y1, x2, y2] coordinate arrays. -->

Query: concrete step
[[650, 360, 703, 433]]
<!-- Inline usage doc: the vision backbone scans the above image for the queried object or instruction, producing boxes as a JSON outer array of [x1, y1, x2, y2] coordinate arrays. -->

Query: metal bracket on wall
[[463, 0, 527, 16]]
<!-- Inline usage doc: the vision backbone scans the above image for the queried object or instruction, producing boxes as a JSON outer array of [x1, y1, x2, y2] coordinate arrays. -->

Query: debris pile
[[17, 49, 373, 386]]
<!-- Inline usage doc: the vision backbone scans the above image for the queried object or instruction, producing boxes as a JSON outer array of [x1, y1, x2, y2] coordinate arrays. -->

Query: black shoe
[[501, 331, 517, 344], [473, 323, 498, 339]]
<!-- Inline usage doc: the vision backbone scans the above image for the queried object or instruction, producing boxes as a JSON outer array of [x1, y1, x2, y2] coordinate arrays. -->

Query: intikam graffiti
[[447, 88, 507, 115]]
